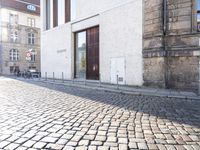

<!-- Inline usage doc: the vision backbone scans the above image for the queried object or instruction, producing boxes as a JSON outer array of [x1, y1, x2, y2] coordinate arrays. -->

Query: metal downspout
[[163, 0, 169, 89]]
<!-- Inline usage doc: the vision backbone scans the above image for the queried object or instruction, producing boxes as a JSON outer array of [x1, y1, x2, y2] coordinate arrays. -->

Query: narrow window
[[197, 0, 200, 31], [31, 50, 36, 62], [75, 31, 86, 79], [10, 49, 19, 61], [53, 0, 58, 27], [28, 18, 35, 27], [28, 33, 35, 45], [10, 14, 18, 25], [58, 0, 65, 25], [10, 31, 18, 43], [71, 0, 76, 20], [65, 0, 71, 22], [46, 0, 51, 30]]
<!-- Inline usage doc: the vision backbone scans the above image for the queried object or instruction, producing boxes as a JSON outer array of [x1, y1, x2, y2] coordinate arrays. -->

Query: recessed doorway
[[75, 26, 99, 80]]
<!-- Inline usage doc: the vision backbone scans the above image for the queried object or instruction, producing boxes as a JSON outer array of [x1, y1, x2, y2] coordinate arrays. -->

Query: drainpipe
[[163, 0, 169, 89], [0, 2, 3, 75], [199, 60, 200, 95]]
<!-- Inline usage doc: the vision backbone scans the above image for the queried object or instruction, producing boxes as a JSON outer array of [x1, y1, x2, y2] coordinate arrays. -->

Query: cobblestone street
[[0, 77, 199, 150]]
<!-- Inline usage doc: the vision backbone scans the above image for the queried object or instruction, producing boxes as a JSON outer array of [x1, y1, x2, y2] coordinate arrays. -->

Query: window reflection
[[75, 31, 86, 79]]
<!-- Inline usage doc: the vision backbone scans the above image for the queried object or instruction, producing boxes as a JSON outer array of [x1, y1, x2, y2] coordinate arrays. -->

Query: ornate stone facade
[[144, 0, 200, 92], [0, 0, 40, 75]]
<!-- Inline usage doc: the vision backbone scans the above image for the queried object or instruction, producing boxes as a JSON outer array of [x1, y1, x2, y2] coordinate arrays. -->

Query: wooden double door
[[75, 26, 99, 80]]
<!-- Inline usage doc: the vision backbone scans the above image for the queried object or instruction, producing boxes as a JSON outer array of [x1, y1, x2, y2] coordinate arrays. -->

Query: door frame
[[74, 25, 100, 80]]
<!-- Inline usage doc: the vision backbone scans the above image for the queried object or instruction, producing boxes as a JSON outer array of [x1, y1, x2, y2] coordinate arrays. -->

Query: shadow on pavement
[[3, 77, 200, 128]]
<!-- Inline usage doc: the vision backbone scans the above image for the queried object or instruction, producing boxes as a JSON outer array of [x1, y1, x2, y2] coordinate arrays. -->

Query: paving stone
[[192, 145, 200, 150], [110, 147, 119, 150], [128, 142, 137, 149], [79, 140, 90, 146], [118, 138, 128, 144], [104, 142, 118, 147], [137, 143, 148, 150], [95, 135, 106, 142], [91, 141, 103, 146], [56, 139, 68, 145], [98, 146, 109, 150], [165, 145, 176, 150], [33, 142, 47, 149], [107, 137, 117, 142], [7, 136, 20, 142], [45, 143, 64, 150], [184, 145, 194, 150], [76, 146, 87, 150], [83, 134, 95, 140], [66, 141, 78, 147], [5, 143, 19, 150], [15, 146, 28, 150], [31, 135, 44, 141], [147, 144, 157, 150], [0, 141, 10, 149], [189, 135, 199, 142], [71, 135, 82, 142], [63, 146, 75, 150], [23, 140, 36, 148], [15, 138, 28, 144], [156, 144, 167, 150], [97, 131, 107, 136], [88, 146, 97, 150], [62, 134, 74, 139], [41, 137, 58, 143], [175, 145, 186, 150], [119, 144, 128, 150]]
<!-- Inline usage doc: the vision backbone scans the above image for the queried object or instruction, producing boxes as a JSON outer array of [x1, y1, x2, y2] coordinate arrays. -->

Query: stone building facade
[[144, 0, 200, 92], [0, 0, 40, 75]]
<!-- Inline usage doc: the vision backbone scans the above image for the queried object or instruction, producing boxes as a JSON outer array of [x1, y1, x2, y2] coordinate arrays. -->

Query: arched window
[[10, 49, 19, 61]]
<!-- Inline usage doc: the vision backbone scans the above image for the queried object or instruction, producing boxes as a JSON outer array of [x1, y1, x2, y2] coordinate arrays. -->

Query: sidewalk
[[15, 76, 200, 100]]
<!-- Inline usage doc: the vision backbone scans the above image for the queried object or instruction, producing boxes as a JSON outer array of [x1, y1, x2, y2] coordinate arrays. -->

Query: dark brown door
[[86, 26, 99, 80]]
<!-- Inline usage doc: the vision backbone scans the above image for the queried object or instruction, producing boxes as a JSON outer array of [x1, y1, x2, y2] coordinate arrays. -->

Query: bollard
[[62, 72, 64, 83], [39, 72, 41, 80], [84, 74, 86, 86], [199, 60, 200, 95], [45, 72, 47, 81], [117, 74, 119, 90], [53, 72, 55, 82], [99, 73, 101, 87]]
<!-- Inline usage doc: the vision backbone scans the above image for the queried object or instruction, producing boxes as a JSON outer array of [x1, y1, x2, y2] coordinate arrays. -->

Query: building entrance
[[75, 26, 99, 80]]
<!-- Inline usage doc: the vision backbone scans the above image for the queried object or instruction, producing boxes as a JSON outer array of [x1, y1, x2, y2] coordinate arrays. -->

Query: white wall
[[41, 24, 72, 79], [75, 0, 135, 20], [100, 1, 143, 85], [41, 0, 143, 86]]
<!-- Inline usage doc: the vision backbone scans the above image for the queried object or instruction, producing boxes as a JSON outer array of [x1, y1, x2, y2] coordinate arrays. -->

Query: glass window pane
[[58, 0, 65, 25], [71, 0, 76, 20], [197, 13, 200, 22], [75, 31, 86, 79], [198, 0, 200, 11]]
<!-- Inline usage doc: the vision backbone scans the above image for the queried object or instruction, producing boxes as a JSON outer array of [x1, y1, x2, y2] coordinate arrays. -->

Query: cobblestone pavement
[[0, 77, 200, 150]]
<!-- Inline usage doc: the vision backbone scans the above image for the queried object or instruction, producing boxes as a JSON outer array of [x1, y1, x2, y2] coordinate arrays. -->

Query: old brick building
[[0, 0, 40, 75], [144, 0, 200, 92]]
